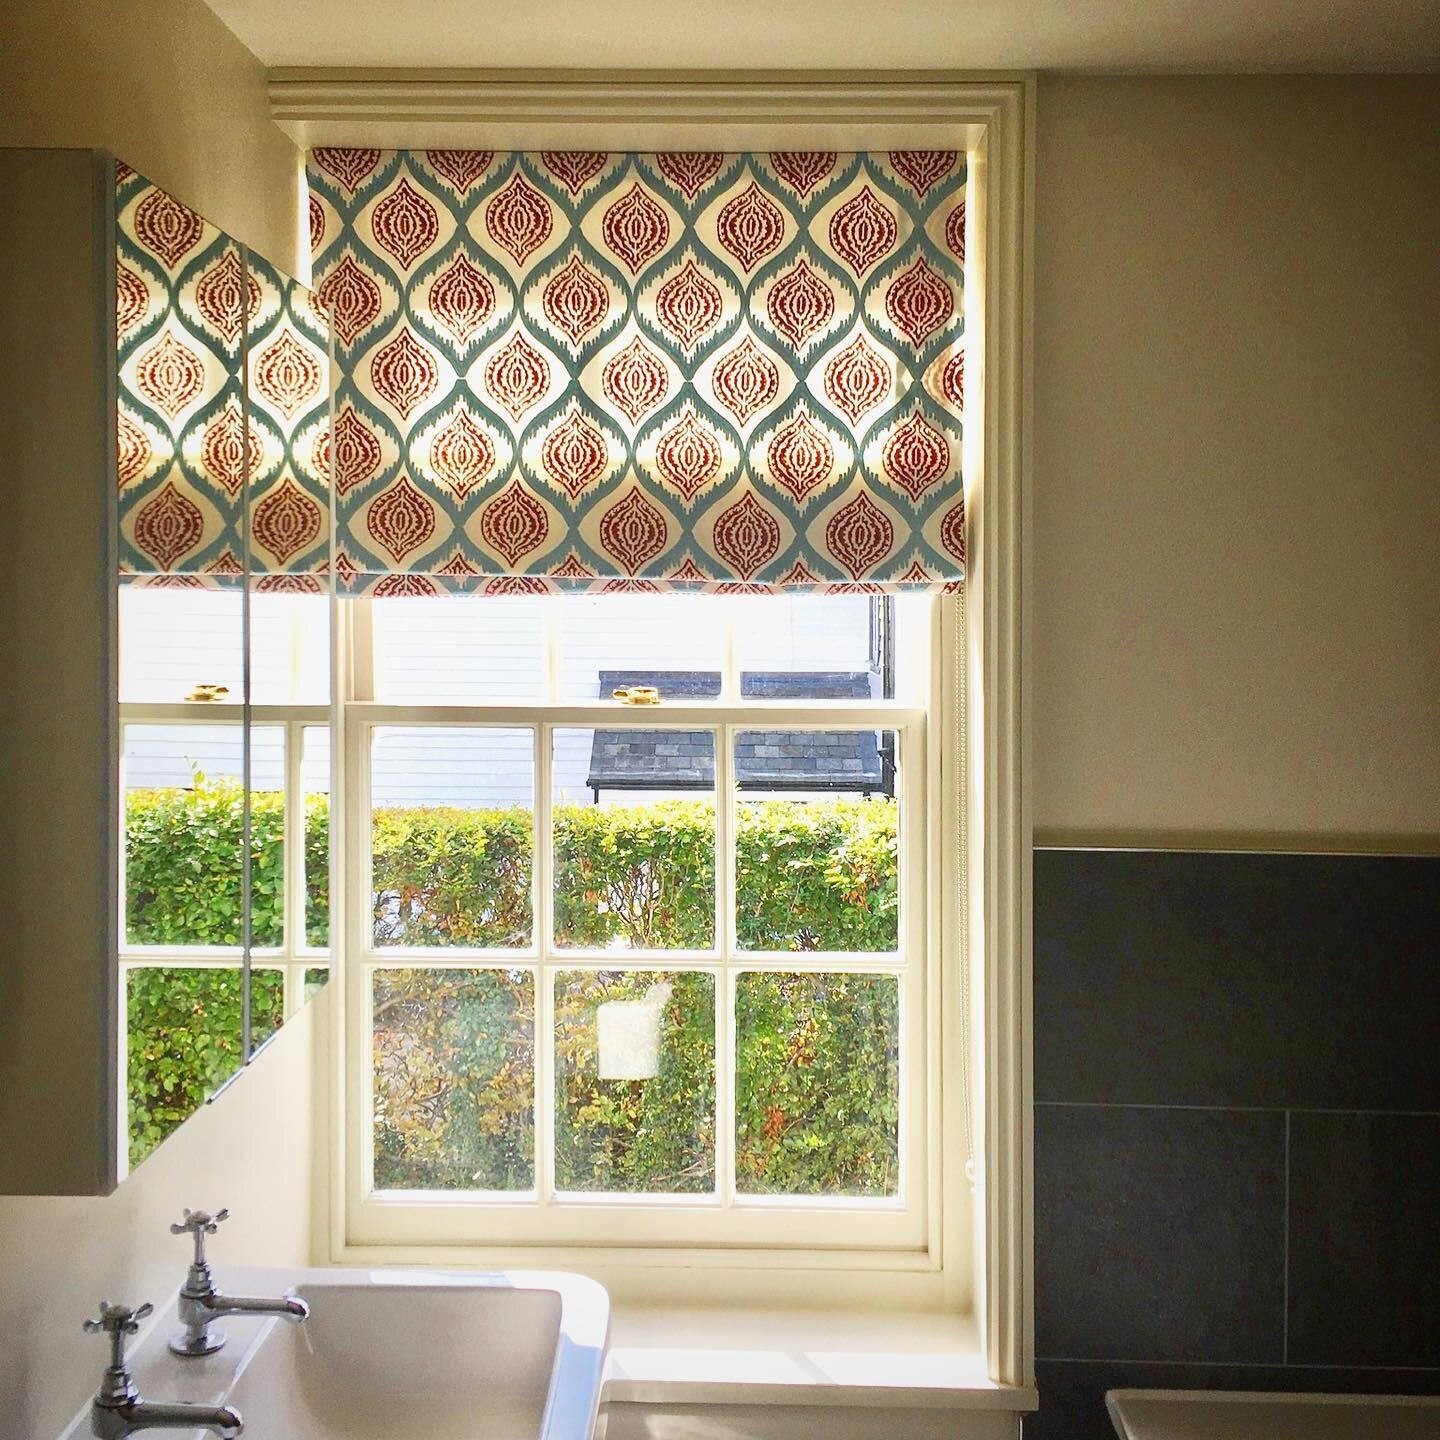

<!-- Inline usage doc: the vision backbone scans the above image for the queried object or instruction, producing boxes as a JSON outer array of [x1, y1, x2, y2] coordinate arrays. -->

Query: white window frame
[[343, 596, 931, 1254], [280, 69, 1033, 1388]]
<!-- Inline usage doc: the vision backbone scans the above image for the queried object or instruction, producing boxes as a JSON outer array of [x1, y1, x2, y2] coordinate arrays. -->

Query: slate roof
[[587, 671, 890, 795]]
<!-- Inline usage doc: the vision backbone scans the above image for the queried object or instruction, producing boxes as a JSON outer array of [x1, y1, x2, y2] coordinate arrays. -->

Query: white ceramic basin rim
[[58, 1267, 609, 1440], [1107, 1389, 1440, 1440]]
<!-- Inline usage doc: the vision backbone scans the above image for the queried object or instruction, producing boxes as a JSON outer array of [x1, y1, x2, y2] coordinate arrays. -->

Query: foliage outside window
[[119, 591, 927, 1248], [125, 785, 900, 1191], [121, 721, 331, 1168]]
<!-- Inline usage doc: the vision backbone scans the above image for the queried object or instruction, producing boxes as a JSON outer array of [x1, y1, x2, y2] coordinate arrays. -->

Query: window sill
[[602, 1304, 1037, 1411]]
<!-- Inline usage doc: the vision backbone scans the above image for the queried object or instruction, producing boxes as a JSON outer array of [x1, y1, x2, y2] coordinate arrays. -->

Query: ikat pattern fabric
[[308, 149, 967, 594], [244, 252, 332, 586], [117, 165, 331, 586]]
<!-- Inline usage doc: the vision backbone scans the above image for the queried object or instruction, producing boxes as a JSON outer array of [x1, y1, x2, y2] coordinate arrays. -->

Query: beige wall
[[1032, 75, 1440, 845], [0, 26, 317, 1438], [0, 1000, 322, 1440], [0, 0, 303, 275]]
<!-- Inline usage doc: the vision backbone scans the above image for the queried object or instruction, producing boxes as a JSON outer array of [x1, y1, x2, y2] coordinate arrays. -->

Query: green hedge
[[125, 776, 315, 1164], [372, 796, 897, 953], [127, 784, 900, 1192], [126, 780, 328, 948], [126, 966, 284, 1164]]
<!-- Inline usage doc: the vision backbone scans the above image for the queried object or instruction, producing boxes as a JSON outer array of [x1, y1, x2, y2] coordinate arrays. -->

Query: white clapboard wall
[[121, 590, 877, 808]]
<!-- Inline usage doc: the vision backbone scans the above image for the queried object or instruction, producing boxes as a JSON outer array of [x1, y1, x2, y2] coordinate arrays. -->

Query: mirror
[[241, 252, 333, 1065], [115, 161, 332, 1173]]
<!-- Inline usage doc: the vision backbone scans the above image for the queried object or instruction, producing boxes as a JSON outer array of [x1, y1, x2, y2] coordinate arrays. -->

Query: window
[[118, 588, 331, 1169], [337, 591, 937, 1253], [119, 586, 942, 1249], [112, 73, 1030, 1383]]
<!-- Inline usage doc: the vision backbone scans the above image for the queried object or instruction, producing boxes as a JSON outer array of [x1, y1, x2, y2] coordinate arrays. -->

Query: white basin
[[60, 1267, 609, 1440], [1108, 1389, 1440, 1440]]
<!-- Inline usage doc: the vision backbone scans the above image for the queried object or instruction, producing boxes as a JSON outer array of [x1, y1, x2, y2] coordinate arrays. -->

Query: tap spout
[[171, 1286, 309, 1357], [207, 1292, 310, 1323], [92, 1398, 243, 1440]]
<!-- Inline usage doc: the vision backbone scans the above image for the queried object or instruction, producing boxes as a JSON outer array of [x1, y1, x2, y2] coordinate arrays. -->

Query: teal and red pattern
[[117, 165, 330, 586], [244, 252, 332, 589], [308, 149, 966, 594]]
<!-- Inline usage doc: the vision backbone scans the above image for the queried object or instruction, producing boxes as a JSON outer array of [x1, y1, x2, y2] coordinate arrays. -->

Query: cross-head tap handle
[[83, 1300, 154, 1374], [84, 1300, 154, 1335], [170, 1207, 229, 1268]]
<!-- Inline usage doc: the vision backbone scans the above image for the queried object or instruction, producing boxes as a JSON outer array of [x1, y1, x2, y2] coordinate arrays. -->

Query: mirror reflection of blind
[[116, 167, 331, 587]]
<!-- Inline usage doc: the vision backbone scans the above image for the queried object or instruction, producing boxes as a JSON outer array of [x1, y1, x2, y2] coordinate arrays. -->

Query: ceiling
[[203, 0, 1440, 73]]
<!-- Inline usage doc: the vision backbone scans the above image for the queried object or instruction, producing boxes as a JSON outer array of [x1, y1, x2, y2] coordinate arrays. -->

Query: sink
[[1107, 1389, 1440, 1440], [60, 1268, 609, 1440]]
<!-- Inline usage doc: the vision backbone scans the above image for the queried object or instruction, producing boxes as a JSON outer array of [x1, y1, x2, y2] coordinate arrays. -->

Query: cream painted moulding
[[288, 70, 1034, 1399], [269, 67, 1034, 151]]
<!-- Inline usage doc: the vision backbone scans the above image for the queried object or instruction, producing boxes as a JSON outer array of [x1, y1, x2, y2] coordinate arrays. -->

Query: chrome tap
[[84, 1300, 243, 1439], [168, 1208, 310, 1357]]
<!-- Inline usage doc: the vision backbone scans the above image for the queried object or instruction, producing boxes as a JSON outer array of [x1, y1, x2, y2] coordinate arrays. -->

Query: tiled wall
[[1027, 850, 1440, 1438]]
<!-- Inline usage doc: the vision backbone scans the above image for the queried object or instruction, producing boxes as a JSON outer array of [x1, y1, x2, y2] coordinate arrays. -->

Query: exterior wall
[[121, 592, 880, 805], [0, 0, 304, 275]]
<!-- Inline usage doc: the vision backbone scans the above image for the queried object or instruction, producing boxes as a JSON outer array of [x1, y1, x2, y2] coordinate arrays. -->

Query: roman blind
[[307, 148, 966, 594]]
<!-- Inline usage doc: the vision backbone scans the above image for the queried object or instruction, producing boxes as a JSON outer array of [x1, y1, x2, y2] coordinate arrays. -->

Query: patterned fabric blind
[[117, 166, 331, 588], [308, 149, 966, 594]]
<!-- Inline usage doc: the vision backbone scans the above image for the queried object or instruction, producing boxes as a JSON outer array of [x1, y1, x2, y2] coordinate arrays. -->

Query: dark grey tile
[[1289, 1111, 1440, 1367], [1035, 1104, 1285, 1363], [1025, 1361, 1440, 1440], [1034, 850, 1440, 1110]]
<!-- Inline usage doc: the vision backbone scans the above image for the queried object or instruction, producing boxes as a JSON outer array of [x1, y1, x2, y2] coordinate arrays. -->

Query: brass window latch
[[612, 685, 661, 705]]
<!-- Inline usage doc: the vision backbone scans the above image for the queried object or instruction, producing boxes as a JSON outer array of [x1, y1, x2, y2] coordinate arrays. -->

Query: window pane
[[734, 593, 890, 700], [251, 967, 285, 1047], [373, 595, 545, 702], [249, 728, 286, 948], [553, 728, 716, 950], [735, 972, 900, 1197], [119, 588, 328, 704], [302, 727, 331, 946], [371, 727, 534, 948], [734, 730, 899, 952], [250, 592, 330, 705], [372, 967, 535, 1191], [555, 594, 725, 701], [554, 970, 715, 1194], [119, 588, 241, 704], [123, 724, 285, 947], [127, 965, 247, 1167]]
